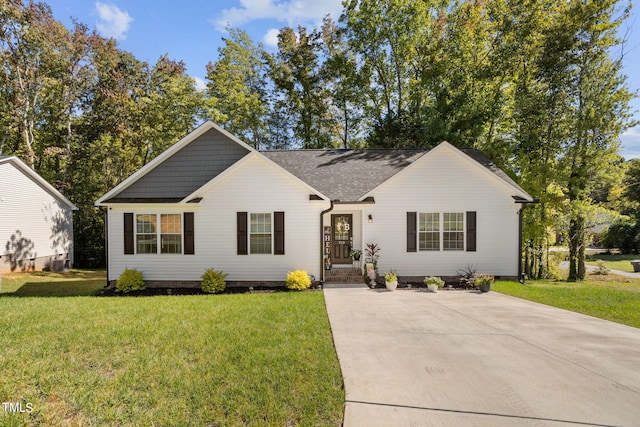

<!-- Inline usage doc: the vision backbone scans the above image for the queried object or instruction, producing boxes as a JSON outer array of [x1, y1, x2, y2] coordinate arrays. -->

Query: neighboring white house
[[0, 155, 77, 273], [96, 121, 535, 287]]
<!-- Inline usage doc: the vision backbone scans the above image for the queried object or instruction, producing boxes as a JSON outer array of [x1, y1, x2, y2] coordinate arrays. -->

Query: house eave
[[513, 196, 538, 204], [333, 197, 375, 205]]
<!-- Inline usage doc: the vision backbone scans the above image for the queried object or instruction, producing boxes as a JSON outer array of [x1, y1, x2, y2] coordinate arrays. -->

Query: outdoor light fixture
[[368, 214, 373, 223]]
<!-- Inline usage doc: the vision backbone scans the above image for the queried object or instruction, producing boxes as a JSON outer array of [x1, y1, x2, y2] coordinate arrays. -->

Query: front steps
[[324, 267, 363, 284]]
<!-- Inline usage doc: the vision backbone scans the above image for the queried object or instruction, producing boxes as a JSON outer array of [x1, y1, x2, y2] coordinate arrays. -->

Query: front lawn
[[0, 273, 344, 426], [0, 269, 106, 296], [494, 275, 640, 328], [585, 253, 639, 273]]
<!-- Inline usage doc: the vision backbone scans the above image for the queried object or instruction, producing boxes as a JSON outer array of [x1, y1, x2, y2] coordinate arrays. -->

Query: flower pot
[[353, 254, 361, 261], [479, 283, 491, 293], [385, 280, 397, 291], [427, 284, 438, 293]]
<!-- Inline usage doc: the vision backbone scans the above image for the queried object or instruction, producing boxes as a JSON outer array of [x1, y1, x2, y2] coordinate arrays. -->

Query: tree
[[562, 0, 633, 280], [142, 55, 208, 162], [320, 15, 364, 148], [267, 25, 332, 148], [206, 27, 267, 148], [0, 1, 64, 167]]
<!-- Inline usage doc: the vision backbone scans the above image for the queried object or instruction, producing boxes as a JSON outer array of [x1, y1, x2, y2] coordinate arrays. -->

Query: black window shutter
[[274, 212, 285, 255], [237, 212, 248, 255], [184, 212, 195, 255], [124, 213, 134, 255], [407, 212, 417, 252], [467, 211, 477, 252]]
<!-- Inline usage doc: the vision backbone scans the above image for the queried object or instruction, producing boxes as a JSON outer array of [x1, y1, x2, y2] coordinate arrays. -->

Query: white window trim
[[417, 212, 465, 252], [134, 212, 184, 255], [249, 212, 273, 255]]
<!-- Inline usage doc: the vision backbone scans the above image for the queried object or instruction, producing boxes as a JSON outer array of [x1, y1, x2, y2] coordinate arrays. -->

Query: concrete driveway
[[323, 285, 640, 426]]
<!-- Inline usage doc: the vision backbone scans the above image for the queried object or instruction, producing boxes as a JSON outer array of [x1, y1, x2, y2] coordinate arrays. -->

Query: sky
[[44, 0, 640, 159]]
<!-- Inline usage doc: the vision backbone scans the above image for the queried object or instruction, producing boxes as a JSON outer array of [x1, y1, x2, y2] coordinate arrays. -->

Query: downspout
[[104, 207, 110, 288], [320, 200, 334, 284], [518, 206, 525, 283]]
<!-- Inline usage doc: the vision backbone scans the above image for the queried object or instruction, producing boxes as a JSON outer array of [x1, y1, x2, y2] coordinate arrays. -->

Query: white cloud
[[214, 0, 343, 31], [95, 2, 133, 41], [620, 125, 640, 159], [263, 28, 280, 48]]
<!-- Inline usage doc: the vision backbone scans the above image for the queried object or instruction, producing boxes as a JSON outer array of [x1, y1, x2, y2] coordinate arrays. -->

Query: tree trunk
[[568, 214, 586, 281]]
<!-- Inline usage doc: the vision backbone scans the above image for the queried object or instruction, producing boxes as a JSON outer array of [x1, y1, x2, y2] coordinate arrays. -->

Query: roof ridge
[[260, 148, 429, 152]]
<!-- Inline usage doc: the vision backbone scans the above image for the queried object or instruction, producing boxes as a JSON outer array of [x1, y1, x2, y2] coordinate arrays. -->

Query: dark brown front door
[[332, 214, 353, 264]]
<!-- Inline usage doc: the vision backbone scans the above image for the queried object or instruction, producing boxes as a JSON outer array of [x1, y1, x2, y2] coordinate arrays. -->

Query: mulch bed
[[97, 285, 323, 297]]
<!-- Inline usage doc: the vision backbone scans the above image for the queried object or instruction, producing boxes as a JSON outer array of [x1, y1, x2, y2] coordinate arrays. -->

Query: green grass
[[585, 253, 639, 273], [0, 272, 344, 426], [494, 275, 640, 328], [0, 269, 106, 296]]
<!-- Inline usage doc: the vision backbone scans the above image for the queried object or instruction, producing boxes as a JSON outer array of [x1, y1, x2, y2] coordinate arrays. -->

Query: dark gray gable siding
[[113, 129, 250, 200]]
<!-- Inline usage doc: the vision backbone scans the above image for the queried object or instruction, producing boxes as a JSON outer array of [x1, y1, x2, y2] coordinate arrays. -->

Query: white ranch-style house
[[96, 121, 534, 287], [1, 155, 77, 273]]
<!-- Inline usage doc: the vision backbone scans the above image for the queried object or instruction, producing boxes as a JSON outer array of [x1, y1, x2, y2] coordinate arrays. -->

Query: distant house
[[96, 121, 534, 287], [0, 155, 77, 273]]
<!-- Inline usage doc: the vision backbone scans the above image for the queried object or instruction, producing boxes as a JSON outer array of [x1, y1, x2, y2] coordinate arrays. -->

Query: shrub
[[594, 260, 611, 275], [548, 251, 568, 279], [457, 264, 477, 289], [423, 276, 445, 288], [116, 268, 145, 293], [286, 270, 311, 290], [201, 268, 228, 294], [601, 220, 640, 254]]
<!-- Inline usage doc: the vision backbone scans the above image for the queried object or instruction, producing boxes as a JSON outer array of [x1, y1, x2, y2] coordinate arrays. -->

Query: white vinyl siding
[[362, 145, 522, 277], [250, 213, 272, 254], [1, 161, 74, 272], [107, 154, 326, 282]]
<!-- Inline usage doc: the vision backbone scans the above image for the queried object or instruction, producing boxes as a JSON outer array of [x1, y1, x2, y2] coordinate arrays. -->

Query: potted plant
[[365, 262, 377, 288], [364, 243, 380, 263], [364, 243, 381, 288], [423, 276, 444, 292], [384, 271, 398, 291], [350, 249, 362, 261], [474, 274, 494, 292]]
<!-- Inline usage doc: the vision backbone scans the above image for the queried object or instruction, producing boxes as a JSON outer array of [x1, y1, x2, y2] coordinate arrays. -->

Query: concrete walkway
[[323, 284, 640, 426]]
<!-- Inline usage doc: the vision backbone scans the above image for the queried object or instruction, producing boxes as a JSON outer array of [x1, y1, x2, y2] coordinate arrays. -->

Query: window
[[136, 214, 157, 254], [160, 214, 182, 254], [443, 212, 464, 251], [250, 213, 272, 254], [135, 213, 182, 254], [419, 213, 439, 251]]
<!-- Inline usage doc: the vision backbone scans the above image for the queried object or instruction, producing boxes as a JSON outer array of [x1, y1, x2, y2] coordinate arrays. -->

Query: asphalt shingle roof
[[262, 147, 529, 202], [262, 149, 427, 201]]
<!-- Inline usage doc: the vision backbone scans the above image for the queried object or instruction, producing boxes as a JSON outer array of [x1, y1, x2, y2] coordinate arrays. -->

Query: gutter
[[320, 200, 335, 284], [514, 198, 539, 283]]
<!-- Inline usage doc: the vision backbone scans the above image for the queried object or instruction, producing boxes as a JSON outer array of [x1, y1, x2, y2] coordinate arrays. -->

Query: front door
[[332, 214, 353, 264]]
